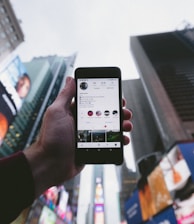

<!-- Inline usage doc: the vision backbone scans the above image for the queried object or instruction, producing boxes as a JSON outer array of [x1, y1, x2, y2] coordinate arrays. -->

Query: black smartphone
[[75, 67, 123, 165]]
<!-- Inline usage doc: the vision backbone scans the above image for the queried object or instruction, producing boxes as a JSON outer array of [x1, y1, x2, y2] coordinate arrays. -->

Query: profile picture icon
[[88, 111, 93, 116], [104, 110, 110, 116], [96, 110, 102, 116], [80, 82, 88, 90], [112, 110, 118, 116]]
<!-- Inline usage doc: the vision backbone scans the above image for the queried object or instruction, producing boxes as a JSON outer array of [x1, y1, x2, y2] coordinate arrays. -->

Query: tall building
[[0, 54, 76, 156], [0, 0, 24, 63], [123, 28, 194, 223], [122, 79, 164, 167], [130, 28, 194, 150]]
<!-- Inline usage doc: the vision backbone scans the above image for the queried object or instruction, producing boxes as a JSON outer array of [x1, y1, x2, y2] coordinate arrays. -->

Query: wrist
[[23, 142, 57, 197]]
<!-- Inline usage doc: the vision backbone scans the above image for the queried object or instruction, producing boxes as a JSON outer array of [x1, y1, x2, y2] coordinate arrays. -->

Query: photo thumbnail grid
[[77, 130, 120, 143]]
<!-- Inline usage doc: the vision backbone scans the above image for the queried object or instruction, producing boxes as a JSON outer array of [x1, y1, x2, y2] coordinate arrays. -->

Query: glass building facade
[[0, 54, 76, 156]]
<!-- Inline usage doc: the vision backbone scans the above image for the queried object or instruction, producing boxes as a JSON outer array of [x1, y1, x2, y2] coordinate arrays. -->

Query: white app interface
[[77, 78, 121, 148]]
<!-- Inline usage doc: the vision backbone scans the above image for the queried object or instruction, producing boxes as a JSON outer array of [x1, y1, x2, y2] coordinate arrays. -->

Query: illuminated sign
[[125, 141, 194, 224], [94, 177, 105, 224], [0, 56, 31, 144]]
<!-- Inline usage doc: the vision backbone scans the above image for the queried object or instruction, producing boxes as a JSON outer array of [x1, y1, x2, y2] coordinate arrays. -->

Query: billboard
[[38, 206, 57, 224], [173, 142, 194, 223], [94, 177, 105, 224], [0, 56, 31, 144], [125, 189, 142, 224], [125, 142, 194, 224], [39, 185, 78, 223], [144, 206, 177, 224]]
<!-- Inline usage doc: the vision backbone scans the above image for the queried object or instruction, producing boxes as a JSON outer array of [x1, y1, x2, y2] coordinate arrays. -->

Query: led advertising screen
[[40, 185, 77, 224], [0, 56, 31, 144], [125, 142, 194, 224], [38, 206, 57, 224], [172, 142, 194, 223], [41, 186, 69, 220], [144, 206, 177, 224], [136, 163, 172, 222], [94, 177, 105, 224], [125, 189, 142, 224]]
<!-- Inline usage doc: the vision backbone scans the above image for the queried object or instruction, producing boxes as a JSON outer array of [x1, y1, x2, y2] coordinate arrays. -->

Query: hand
[[24, 76, 133, 197], [122, 98, 133, 145]]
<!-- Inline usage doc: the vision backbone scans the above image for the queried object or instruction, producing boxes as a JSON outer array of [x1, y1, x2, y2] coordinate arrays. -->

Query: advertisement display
[[138, 178, 155, 221], [94, 177, 105, 224], [40, 185, 74, 223], [147, 165, 172, 214], [160, 145, 192, 199], [0, 56, 31, 144], [173, 142, 194, 223], [38, 206, 57, 224], [125, 189, 142, 224], [137, 165, 172, 222], [125, 142, 194, 224], [178, 142, 194, 181], [144, 206, 177, 224]]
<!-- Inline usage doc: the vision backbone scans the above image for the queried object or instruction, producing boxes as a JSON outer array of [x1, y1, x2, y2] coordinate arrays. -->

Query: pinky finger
[[123, 135, 130, 145]]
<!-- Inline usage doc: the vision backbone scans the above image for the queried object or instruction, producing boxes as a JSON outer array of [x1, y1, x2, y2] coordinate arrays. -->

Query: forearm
[[0, 151, 35, 223]]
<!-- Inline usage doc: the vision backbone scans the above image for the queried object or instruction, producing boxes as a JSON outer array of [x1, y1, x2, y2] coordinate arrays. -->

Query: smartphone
[[75, 67, 123, 165]]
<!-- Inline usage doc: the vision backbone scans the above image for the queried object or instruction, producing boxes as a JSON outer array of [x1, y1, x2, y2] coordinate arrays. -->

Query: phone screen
[[77, 77, 121, 149], [75, 67, 123, 165]]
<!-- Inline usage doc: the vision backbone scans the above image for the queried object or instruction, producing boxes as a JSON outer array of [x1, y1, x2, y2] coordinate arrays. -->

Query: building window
[[11, 34, 18, 43], [0, 32, 6, 38], [4, 16, 10, 23], [5, 41, 11, 48], [0, 6, 6, 14], [8, 25, 14, 33]]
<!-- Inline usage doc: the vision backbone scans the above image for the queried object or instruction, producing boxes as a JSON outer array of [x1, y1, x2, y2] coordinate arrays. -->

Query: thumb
[[56, 76, 76, 109]]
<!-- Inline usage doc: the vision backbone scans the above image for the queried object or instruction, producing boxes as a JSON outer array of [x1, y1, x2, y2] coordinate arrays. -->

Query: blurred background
[[1, 0, 194, 223]]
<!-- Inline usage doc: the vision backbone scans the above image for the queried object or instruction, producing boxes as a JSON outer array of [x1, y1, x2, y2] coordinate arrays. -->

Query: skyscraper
[[123, 79, 164, 165], [123, 28, 194, 224], [0, 54, 76, 156], [123, 27, 194, 167], [0, 0, 24, 63]]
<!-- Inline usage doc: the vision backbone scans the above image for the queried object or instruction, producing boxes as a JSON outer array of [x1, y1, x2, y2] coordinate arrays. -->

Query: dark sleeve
[[0, 151, 35, 223]]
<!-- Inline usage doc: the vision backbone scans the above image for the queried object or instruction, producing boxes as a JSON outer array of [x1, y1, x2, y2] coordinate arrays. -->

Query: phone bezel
[[75, 67, 123, 165]]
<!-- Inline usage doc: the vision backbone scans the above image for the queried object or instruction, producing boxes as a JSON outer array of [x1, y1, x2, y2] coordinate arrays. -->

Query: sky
[[11, 0, 194, 81], [10, 0, 194, 172]]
